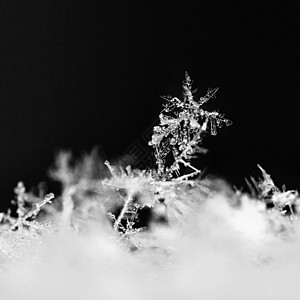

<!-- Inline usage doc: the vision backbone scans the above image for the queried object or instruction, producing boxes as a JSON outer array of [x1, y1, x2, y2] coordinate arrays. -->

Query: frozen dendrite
[[107, 205, 145, 251], [0, 182, 54, 265], [0, 182, 53, 231], [102, 73, 232, 250], [148, 72, 232, 181], [104, 161, 150, 251], [246, 165, 299, 221]]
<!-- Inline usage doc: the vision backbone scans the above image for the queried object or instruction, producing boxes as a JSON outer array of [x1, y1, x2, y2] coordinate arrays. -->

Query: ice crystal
[[0, 182, 54, 265], [99, 73, 233, 249], [0, 182, 54, 231], [148, 72, 232, 181], [103, 161, 153, 250], [246, 165, 300, 221]]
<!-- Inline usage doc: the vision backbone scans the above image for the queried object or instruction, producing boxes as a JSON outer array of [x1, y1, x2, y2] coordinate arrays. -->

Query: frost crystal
[[1, 182, 54, 231], [246, 165, 299, 221], [148, 72, 232, 181]]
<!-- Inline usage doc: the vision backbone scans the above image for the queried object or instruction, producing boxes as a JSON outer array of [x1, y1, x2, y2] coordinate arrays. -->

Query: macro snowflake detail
[[148, 72, 232, 181], [2, 72, 300, 300]]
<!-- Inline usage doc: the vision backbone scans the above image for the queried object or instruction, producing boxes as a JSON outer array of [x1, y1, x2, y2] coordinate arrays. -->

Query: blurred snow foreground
[[1, 74, 300, 300]]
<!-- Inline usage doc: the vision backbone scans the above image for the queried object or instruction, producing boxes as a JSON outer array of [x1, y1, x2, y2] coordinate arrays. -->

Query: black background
[[0, 1, 299, 211]]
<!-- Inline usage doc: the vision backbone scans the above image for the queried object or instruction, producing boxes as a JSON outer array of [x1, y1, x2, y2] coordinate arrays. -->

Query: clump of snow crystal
[[1, 73, 300, 300]]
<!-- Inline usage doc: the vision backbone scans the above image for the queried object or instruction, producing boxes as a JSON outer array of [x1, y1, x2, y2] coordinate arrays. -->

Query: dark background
[[0, 1, 299, 211]]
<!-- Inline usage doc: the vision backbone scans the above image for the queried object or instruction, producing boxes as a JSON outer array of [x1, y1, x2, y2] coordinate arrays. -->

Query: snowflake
[[148, 72, 232, 181]]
